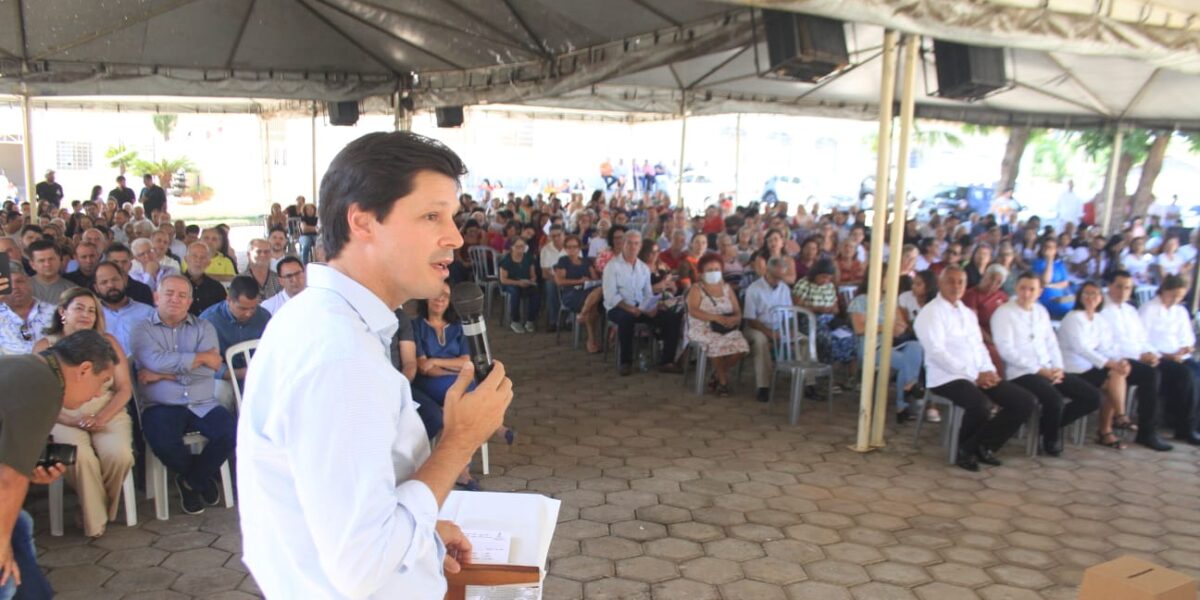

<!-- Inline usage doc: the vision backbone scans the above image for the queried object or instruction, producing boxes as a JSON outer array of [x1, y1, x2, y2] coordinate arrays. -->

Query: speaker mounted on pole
[[327, 101, 360, 126], [761, 10, 849, 83], [436, 106, 464, 128], [931, 40, 1008, 101]]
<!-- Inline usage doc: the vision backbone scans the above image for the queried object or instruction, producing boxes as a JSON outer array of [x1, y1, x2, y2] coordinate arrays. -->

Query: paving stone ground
[[25, 320, 1200, 599]]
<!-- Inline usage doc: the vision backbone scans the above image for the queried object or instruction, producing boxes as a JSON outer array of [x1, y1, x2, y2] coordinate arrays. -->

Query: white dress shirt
[[1156, 252, 1185, 276], [1099, 299, 1157, 360], [743, 277, 793, 331], [602, 255, 653, 312], [260, 289, 293, 315], [238, 264, 445, 599], [1057, 310, 1112, 373], [990, 300, 1064, 380], [1139, 296, 1196, 358], [913, 295, 996, 388], [540, 243, 566, 275]]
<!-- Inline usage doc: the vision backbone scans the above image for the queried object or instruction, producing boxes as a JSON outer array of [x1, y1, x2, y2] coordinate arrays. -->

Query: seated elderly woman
[[848, 276, 925, 422], [32, 288, 134, 538], [413, 282, 514, 490], [685, 254, 750, 396]]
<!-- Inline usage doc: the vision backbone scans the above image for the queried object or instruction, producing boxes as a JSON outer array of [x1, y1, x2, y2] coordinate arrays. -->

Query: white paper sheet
[[440, 492, 562, 600], [463, 530, 512, 565]]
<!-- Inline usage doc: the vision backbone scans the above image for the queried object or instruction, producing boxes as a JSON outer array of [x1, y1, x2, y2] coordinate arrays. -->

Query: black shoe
[[1040, 439, 1063, 457], [895, 408, 915, 424], [955, 449, 980, 472], [619, 364, 633, 377], [1136, 434, 1174, 452], [1175, 432, 1200, 445], [975, 447, 1003, 467], [175, 475, 206, 516], [658, 363, 683, 374], [199, 477, 221, 506], [756, 388, 770, 403]]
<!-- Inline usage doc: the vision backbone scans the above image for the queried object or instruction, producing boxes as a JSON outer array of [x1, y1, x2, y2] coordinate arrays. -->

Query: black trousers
[[931, 379, 1037, 455], [1158, 359, 1200, 437], [607, 307, 683, 366], [1126, 360, 1161, 433], [1011, 373, 1102, 446]]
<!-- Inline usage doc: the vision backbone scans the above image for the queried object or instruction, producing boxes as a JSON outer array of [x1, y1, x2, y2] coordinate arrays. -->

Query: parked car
[[761, 175, 805, 204]]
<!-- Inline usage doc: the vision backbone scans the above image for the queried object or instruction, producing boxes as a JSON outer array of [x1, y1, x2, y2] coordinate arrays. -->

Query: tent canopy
[[2, 0, 1200, 128]]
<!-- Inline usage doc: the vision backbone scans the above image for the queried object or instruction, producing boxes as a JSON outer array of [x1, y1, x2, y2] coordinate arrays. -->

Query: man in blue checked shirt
[[130, 274, 234, 516]]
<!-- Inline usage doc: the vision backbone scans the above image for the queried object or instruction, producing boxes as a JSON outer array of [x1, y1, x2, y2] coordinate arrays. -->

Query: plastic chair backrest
[[772, 306, 818, 363], [838, 285, 857, 310], [1133, 285, 1155, 307], [224, 339, 260, 412], [468, 246, 500, 283]]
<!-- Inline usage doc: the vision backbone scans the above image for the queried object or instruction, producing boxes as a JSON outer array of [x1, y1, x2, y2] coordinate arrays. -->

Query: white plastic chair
[[48, 471, 137, 536], [134, 394, 236, 520], [768, 306, 833, 424], [467, 246, 502, 318], [913, 391, 966, 464], [224, 339, 260, 413]]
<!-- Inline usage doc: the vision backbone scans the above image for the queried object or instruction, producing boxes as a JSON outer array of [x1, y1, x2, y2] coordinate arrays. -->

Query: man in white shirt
[[1055, 180, 1083, 228], [1099, 271, 1173, 451], [238, 131, 514, 599], [743, 257, 795, 403], [261, 256, 306, 315], [991, 273, 1101, 456], [1138, 275, 1200, 445], [913, 267, 1036, 471], [602, 230, 683, 376], [540, 225, 567, 332]]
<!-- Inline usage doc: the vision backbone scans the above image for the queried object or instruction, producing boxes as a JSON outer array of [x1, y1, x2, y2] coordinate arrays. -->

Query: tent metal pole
[[734, 113, 741, 206], [676, 96, 688, 210], [1101, 126, 1125, 236], [871, 33, 918, 448], [20, 93, 35, 219], [310, 101, 318, 203], [853, 29, 898, 453]]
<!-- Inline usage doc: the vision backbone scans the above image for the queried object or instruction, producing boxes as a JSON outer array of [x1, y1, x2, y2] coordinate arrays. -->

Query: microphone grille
[[451, 282, 487, 317]]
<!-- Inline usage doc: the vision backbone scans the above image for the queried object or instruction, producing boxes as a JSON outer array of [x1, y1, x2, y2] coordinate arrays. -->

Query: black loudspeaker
[[327, 101, 359, 126], [762, 10, 848, 82], [933, 40, 1007, 101], [436, 106, 464, 128]]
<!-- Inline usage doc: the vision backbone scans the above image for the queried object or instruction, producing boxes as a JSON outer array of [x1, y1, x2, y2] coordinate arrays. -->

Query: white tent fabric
[[1, 0, 1199, 128]]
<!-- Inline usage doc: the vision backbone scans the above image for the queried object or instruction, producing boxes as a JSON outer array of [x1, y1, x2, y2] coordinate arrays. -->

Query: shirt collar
[[150, 310, 196, 328], [306, 264, 398, 340]]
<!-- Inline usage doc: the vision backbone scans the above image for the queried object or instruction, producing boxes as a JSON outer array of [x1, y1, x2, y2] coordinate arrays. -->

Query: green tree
[[105, 144, 139, 176], [152, 114, 178, 142], [1070, 128, 1152, 221]]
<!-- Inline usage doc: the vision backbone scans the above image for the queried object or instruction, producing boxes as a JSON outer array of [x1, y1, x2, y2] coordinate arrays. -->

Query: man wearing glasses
[[0, 263, 55, 355], [930, 243, 963, 277], [261, 257, 306, 315]]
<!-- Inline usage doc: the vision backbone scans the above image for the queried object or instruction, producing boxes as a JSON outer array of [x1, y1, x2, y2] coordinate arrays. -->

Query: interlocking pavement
[[25, 321, 1200, 598]]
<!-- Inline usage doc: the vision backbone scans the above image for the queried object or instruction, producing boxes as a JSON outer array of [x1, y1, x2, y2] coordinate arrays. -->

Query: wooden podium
[[445, 564, 541, 600]]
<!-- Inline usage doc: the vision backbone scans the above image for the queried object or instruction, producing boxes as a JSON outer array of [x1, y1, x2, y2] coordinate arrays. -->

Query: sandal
[[716, 383, 731, 397], [1097, 431, 1126, 450], [1112, 414, 1138, 432]]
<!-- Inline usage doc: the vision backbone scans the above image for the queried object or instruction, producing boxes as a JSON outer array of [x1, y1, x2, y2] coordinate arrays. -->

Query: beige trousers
[[745, 328, 774, 390], [50, 413, 134, 537]]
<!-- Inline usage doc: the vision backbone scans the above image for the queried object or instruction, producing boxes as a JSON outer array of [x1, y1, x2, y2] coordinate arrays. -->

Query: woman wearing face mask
[[685, 254, 749, 396]]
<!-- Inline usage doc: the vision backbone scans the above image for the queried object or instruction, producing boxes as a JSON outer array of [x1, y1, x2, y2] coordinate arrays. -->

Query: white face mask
[[703, 271, 723, 285]]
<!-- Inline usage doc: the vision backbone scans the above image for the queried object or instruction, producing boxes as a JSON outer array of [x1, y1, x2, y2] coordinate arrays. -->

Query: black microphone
[[450, 282, 493, 383]]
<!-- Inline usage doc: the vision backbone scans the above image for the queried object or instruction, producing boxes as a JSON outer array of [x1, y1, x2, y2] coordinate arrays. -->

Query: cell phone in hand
[[0, 258, 11, 296]]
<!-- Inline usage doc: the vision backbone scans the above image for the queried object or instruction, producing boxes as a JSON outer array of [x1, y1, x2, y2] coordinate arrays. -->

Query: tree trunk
[[1094, 150, 1135, 225], [996, 126, 1031, 194], [1130, 131, 1171, 218]]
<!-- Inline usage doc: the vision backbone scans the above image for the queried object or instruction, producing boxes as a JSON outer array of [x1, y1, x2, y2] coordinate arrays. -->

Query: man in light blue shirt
[[93, 261, 155, 355], [238, 131, 514, 599], [199, 275, 270, 411], [130, 274, 233, 516], [601, 230, 683, 376]]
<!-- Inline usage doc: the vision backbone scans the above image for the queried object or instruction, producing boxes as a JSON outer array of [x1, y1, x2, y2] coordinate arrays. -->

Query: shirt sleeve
[[130, 322, 196, 375], [990, 307, 1038, 375], [287, 363, 444, 598], [1041, 309, 1065, 370], [602, 263, 623, 309], [914, 305, 959, 377], [0, 364, 61, 477]]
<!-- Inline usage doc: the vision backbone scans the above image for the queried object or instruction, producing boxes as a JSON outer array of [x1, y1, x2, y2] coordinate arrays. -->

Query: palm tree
[[152, 115, 178, 142], [105, 144, 139, 176], [132, 157, 194, 189]]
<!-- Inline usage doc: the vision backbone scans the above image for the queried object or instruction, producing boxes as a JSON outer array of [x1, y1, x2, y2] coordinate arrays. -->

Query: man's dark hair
[[228, 275, 261, 301], [1016, 270, 1040, 282], [93, 260, 124, 279], [116, 175, 126, 183], [548, 224, 564, 233], [185, 224, 200, 235], [143, 174, 153, 180], [26, 238, 60, 258], [1159, 275, 1187, 294], [1110, 269, 1132, 281], [318, 131, 467, 260], [105, 243, 132, 259], [51, 329, 119, 371], [268, 225, 286, 235], [20, 224, 43, 237], [461, 220, 480, 233], [276, 256, 302, 276]]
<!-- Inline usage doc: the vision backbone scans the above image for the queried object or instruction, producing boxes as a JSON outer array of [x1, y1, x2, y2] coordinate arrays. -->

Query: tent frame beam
[[630, 0, 682, 27], [1119, 68, 1161, 119], [1013, 81, 1109, 116], [28, 0, 202, 62], [686, 46, 750, 90], [442, 0, 546, 57], [308, 0, 456, 72], [352, 0, 536, 57], [1044, 53, 1113, 117], [501, 0, 553, 60], [225, 0, 258, 70]]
